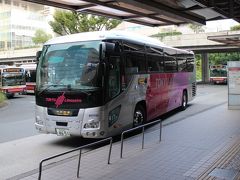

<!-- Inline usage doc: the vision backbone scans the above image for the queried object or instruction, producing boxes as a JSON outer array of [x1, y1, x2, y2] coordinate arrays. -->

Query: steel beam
[[81, 9, 164, 27], [76, 0, 180, 25], [22, 0, 78, 11], [117, 0, 206, 25], [195, 0, 240, 21], [201, 53, 209, 83], [229, 0, 234, 17]]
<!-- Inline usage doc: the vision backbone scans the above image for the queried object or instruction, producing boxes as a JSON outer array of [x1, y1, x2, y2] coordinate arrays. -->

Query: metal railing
[[38, 137, 113, 180], [120, 119, 162, 158]]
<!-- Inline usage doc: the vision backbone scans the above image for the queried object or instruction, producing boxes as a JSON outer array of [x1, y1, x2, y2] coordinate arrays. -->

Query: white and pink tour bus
[[35, 31, 196, 138]]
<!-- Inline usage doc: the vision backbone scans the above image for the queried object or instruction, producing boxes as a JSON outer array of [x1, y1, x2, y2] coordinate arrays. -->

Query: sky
[[115, 19, 240, 36], [205, 19, 239, 32]]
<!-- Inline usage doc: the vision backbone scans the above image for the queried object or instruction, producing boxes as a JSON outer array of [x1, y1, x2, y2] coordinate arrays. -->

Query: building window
[[13, 1, 19, 6], [0, 41, 5, 49], [5, 0, 11, 5], [7, 41, 11, 48], [21, 3, 27, 10]]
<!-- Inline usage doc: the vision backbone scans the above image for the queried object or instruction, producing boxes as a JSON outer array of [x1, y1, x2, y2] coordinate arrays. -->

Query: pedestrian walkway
[[10, 102, 240, 180]]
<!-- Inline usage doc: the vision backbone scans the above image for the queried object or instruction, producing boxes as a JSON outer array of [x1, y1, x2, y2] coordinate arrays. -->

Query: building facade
[[0, 0, 51, 50]]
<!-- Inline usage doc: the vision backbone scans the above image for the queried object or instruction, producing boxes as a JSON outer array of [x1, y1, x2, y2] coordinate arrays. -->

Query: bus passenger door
[[105, 56, 126, 134], [107, 56, 121, 99]]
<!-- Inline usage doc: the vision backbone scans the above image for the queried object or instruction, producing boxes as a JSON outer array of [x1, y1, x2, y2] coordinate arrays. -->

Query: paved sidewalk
[[11, 102, 240, 180]]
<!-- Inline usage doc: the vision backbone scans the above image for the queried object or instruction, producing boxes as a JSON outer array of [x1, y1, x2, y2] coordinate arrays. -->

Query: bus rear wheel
[[180, 91, 187, 111], [133, 105, 145, 127]]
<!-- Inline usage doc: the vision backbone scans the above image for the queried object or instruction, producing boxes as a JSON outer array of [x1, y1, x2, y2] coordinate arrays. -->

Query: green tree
[[188, 24, 205, 34], [195, 54, 202, 81], [49, 10, 121, 35], [230, 24, 240, 31], [150, 31, 182, 40], [32, 29, 52, 44], [209, 52, 240, 65], [0, 92, 6, 104]]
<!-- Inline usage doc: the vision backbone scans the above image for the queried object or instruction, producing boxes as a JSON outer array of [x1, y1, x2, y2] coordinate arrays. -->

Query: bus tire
[[133, 104, 146, 127], [6, 93, 14, 99], [180, 90, 188, 111]]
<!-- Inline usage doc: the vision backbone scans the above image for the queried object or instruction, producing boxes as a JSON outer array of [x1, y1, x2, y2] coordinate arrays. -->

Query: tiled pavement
[[10, 103, 240, 180]]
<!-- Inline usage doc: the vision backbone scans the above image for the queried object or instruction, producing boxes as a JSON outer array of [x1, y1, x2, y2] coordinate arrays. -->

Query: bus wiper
[[38, 84, 92, 96], [67, 86, 92, 96], [37, 84, 66, 96], [69, 85, 94, 96]]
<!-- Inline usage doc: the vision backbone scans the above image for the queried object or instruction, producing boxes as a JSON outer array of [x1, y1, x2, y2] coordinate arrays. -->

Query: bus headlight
[[83, 119, 100, 129], [36, 116, 43, 125]]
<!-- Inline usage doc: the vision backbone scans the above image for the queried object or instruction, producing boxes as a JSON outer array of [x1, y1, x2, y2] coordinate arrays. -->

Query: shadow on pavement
[[48, 105, 191, 150]]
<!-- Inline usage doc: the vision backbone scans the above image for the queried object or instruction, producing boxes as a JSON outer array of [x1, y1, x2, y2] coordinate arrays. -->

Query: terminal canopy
[[208, 34, 240, 47], [23, 0, 240, 26]]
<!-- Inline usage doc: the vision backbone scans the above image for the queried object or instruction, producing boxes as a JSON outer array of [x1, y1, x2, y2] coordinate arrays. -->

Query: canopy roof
[[23, 0, 240, 26]]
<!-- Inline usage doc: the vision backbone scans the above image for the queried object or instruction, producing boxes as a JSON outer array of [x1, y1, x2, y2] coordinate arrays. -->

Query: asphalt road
[[0, 84, 229, 179], [0, 94, 37, 143], [0, 84, 228, 144]]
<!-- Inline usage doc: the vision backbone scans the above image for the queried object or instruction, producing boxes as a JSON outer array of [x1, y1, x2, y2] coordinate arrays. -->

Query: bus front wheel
[[133, 104, 146, 127], [180, 90, 188, 111], [6, 93, 14, 99]]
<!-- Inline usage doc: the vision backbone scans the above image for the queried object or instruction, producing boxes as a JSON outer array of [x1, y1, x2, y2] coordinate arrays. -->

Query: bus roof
[[0, 65, 7, 69], [20, 63, 37, 70], [45, 31, 192, 54], [0, 66, 24, 72], [0, 65, 22, 69]]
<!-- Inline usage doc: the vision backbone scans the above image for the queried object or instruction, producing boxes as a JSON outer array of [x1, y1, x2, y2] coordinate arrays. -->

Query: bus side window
[[177, 53, 187, 72], [124, 52, 146, 88], [147, 54, 164, 72], [123, 40, 146, 74], [146, 46, 164, 73], [125, 52, 146, 73], [186, 56, 194, 72], [164, 57, 177, 72], [164, 48, 177, 72]]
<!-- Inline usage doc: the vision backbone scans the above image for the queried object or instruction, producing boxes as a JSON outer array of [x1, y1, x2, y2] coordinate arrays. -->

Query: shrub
[[0, 92, 6, 103], [150, 31, 182, 40]]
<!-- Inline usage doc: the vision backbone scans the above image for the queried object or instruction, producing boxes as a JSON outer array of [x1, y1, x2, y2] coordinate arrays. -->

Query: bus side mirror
[[99, 43, 106, 61], [99, 42, 116, 61], [36, 51, 42, 64]]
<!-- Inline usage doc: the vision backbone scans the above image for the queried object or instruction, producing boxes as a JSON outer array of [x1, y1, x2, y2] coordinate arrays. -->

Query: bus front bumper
[[35, 105, 107, 138]]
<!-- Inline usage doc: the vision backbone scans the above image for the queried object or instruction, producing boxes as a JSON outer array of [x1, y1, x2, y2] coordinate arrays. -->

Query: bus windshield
[[210, 66, 227, 77], [37, 40, 101, 91], [2, 73, 25, 86], [26, 70, 36, 83]]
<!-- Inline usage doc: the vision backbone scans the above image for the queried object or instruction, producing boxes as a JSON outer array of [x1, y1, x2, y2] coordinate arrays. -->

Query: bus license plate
[[56, 128, 70, 136]]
